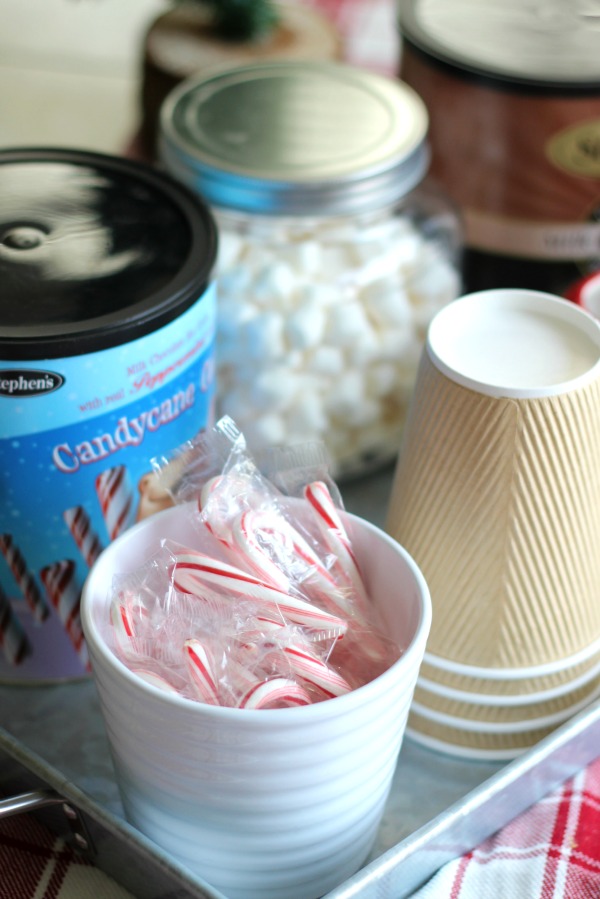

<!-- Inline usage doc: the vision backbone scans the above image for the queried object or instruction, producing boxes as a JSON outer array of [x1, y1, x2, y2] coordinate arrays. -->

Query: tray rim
[[322, 698, 600, 897], [2, 699, 600, 899]]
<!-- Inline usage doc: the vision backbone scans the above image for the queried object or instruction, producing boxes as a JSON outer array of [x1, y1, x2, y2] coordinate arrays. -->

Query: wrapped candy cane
[[63, 505, 104, 568], [0, 534, 49, 623], [283, 644, 351, 699], [238, 677, 312, 710], [198, 476, 234, 547], [169, 546, 347, 637], [96, 465, 135, 541], [231, 508, 353, 616], [0, 583, 31, 666], [110, 595, 139, 659], [131, 667, 180, 694], [304, 480, 370, 618], [184, 638, 220, 705], [40, 559, 88, 667]]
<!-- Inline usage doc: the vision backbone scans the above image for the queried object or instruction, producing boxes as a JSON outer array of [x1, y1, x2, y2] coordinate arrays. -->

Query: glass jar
[[160, 61, 462, 478]]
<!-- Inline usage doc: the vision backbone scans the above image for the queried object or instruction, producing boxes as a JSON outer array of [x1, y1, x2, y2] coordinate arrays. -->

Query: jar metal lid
[[399, 0, 600, 88], [0, 147, 218, 360], [159, 61, 430, 215]]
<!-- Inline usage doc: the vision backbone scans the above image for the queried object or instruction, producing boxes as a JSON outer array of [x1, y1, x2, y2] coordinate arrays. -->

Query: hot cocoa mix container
[[0, 147, 217, 683], [159, 60, 462, 480], [398, 0, 600, 295]]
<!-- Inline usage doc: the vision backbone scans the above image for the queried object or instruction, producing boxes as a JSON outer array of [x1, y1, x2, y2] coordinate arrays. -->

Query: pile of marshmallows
[[109, 478, 399, 709], [215, 211, 461, 475]]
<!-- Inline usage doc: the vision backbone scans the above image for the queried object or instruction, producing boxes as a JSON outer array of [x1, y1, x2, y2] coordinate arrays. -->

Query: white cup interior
[[427, 288, 600, 397]]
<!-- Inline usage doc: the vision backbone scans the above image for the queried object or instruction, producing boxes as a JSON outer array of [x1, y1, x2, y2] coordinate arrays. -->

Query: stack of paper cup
[[386, 288, 600, 760]]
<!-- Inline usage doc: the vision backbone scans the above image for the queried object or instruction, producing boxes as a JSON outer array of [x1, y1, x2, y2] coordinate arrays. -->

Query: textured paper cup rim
[[417, 653, 600, 706], [427, 288, 600, 398], [424, 631, 600, 680], [411, 684, 600, 735], [82, 504, 432, 723], [405, 727, 532, 762]]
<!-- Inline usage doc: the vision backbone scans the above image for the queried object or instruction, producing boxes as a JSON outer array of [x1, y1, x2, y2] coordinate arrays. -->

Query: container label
[[0, 285, 216, 681], [546, 118, 600, 179], [464, 209, 600, 261]]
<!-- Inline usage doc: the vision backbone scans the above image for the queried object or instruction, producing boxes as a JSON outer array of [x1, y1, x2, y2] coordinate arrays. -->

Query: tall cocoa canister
[[0, 148, 217, 682], [398, 0, 600, 295]]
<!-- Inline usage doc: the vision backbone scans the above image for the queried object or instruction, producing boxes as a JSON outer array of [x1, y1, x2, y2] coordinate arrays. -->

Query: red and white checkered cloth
[[410, 754, 600, 899], [0, 807, 134, 899]]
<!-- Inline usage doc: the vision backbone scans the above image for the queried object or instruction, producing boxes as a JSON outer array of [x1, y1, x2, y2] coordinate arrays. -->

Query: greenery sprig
[[177, 0, 280, 41]]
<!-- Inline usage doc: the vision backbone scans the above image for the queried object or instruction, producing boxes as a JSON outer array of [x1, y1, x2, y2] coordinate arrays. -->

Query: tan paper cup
[[418, 650, 600, 705], [406, 710, 557, 761], [387, 289, 600, 671], [413, 677, 600, 728]]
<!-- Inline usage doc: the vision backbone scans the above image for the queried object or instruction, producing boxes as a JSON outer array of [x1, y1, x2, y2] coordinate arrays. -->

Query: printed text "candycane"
[[52, 383, 195, 473]]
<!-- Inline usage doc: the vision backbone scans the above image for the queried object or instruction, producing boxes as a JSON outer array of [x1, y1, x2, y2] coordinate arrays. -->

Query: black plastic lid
[[0, 148, 218, 360]]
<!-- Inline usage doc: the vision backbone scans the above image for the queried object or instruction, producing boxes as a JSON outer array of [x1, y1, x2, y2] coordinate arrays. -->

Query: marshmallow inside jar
[[159, 60, 463, 479], [81, 489, 431, 899]]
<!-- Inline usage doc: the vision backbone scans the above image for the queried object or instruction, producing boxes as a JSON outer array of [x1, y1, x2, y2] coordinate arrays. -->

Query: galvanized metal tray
[[2, 465, 600, 898]]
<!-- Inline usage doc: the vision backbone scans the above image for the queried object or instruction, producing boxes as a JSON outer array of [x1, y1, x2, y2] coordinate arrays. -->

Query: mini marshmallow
[[325, 300, 372, 348], [278, 240, 322, 275], [324, 370, 366, 418], [252, 261, 298, 308], [309, 345, 345, 377], [242, 311, 287, 361], [362, 281, 413, 329], [376, 327, 418, 360], [249, 367, 302, 411], [286, 299, 326, 351], [365, 362, 399, 397], [285, 393, 328, 435], [298, 282, 340, 309]]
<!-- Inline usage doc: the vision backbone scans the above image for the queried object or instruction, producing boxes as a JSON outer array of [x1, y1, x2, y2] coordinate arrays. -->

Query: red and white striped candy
[[283, 644, 352, 699], [0, 583, 31, 667], [63, 505, 104, 568], [0, 534, 50, 623], [231, 509, 292, 590], [198, 476, 234, 547], [40, 559, 88, 667], [170, 547, 347, 636], [231, 508, 351, 617], [110, 596, 138, 659], [184, 638, 220, 705], [304, 480, 370, 617], [131, 667, 180, 695], [237, 676, 312, 710], [96, 465, 134, 541]]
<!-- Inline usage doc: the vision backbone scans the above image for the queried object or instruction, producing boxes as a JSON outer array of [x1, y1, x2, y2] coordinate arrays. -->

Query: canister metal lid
[[0, 148, 217, 360], [399, 0, 600, 88], [159, 61, 430, 215]]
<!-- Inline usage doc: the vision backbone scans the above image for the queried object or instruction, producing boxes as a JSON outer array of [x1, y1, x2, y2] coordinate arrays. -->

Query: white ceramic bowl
[[81, 502, 431, 899]]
